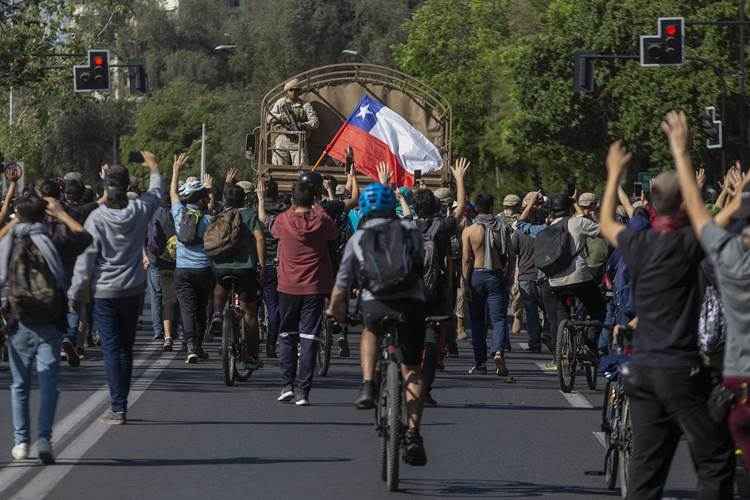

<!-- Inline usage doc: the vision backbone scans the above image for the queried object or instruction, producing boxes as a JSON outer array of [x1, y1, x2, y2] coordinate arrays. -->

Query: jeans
[[518, 280, 541, 349], [8, 323, 62, 444], [93, 294, 143, 414], [261, 265, 280, 347], [278, 293, 324, 394], [468, 270, 509, 366], [65, 303, 79, 345], [147, 265, 164, 338], [174, 268, 213, 348], [624, 365, 734, 499]]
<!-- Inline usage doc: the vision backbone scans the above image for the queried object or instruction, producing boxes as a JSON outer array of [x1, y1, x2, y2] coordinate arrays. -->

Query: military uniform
[[268, 97, 319, 166]]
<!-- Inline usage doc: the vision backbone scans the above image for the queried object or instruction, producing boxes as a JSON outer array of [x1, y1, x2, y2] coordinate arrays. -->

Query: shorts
[[214, 267, 258, 302], [361, 299, 426, 366]]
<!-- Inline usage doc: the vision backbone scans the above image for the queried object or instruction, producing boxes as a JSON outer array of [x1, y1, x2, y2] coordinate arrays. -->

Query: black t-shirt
[[617, 226, 705, 368], [321, 199, 348, 269], [510, 229, 536, 282], [262, 200, 286, 264]]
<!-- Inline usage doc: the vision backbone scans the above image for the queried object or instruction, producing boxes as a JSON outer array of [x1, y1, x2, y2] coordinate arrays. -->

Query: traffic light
[[702, 106, 723, 150], [128, 65, 148, 94], [74, 50, 110, 92], [640, 17, 685, 67], [574, 53, 594, 94]]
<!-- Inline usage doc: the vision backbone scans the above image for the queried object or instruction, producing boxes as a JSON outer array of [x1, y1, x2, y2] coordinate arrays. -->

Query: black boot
[[354, 380, 376, 409]]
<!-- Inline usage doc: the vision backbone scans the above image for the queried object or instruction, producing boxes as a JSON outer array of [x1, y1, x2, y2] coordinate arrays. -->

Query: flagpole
[[200, 123, 207, 178], [311, 116, 350, 172]]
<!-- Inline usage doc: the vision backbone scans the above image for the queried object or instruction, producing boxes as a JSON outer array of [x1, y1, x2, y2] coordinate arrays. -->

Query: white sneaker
[[11, 443, 29, 461], [295, 393, 310, 407], [37, 438, 54, 465], [277, 386, 294, 402]]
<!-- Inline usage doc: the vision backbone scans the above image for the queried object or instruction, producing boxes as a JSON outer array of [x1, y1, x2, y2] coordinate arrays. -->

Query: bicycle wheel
[[222, 306, 237, 387], [377, 373, 387, 482], [257, 299, 268, 345], [556, 320, 576, 393], [317, 316, 333, 377], [386, 361, 401, 492], [601, 381, 617, 446], [236, 318, 252, 382], [619, 397, 632, 498]]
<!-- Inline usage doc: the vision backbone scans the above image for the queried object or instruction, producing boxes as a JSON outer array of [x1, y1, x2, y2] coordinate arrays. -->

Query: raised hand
[[4, 164, 22, 183], [202, 173, 214, 190], [606, 140, 632, 180], [141, 151, 159, 170], [376, 161, 390, 185], [225, 167, 240, 185], [696, 168, 706, 190], [43, 197, 66, 220], [450, 157, 471, 180], [256, 177, 266, 201], [172, 153, 189, 174], [661, 110, 690, 156]]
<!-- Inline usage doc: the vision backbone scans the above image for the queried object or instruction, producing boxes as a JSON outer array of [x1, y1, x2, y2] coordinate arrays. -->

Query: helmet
[[235, 181, 254, 194], [178, 179, 208, 198], [298, 171, 323, 190], [359, 183, 396, 217]]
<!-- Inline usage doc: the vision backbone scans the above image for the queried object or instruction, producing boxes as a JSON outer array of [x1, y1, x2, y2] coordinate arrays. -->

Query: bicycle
[[556, 295, 601, 393], [373, 314, 407, 492], [219, 276, 255, 387], [600, 325, 633, 498], [317, 311, 335, 377]]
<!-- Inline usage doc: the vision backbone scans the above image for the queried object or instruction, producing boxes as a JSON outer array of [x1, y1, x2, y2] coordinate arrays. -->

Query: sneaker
[[37, 438, 54, 465], [494, 352, 509, 377], [11, 442, 29, 461], [277, 385, 294, 402], [354, 381, 376, 409], [423, 393, 438, 408], [403, 429, 428, 466], [163, 337, 173, 352], [185, 345, 198, 364], [152, 333, 164, 342], [61, 339, 80, 367], [209, 314, 223, 338], [468, 364, 487, 375], [295, 390, 310, 407], [100, 409, 126, 425]]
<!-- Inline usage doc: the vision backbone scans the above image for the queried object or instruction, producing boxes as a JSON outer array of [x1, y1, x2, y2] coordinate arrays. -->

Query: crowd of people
[[1, 109, 749, 499]]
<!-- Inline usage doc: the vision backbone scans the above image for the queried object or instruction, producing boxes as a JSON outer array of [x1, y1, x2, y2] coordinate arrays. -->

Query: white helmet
[[178, 179, 207, 198]]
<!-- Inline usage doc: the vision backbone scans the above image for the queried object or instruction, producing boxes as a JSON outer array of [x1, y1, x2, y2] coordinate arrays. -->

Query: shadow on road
[[48, 456, 352, 467]]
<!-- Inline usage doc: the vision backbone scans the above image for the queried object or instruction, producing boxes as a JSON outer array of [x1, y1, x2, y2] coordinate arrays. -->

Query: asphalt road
[[0, 315, 700, 500]]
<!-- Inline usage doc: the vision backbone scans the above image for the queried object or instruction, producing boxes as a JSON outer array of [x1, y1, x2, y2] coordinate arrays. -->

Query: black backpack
[[533, 218, 576, 278], [9, 236, 64, 324], [418, 218, 444, 303], [358, 220, 420, 297], [177, 207, 204, 245]]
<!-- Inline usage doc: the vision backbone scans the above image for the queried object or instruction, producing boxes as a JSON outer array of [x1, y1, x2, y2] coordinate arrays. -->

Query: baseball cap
[[578, 192, 597, 208], [236, 181, 254, 194], [503, 194, 521, 207]]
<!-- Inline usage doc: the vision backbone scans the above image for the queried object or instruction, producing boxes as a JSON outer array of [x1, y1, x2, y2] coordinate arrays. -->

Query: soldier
[[268, 79, 319, 166]]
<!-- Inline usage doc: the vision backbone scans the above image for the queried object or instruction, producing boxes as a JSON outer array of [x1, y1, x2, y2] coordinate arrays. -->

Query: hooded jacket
[[69, 173, 163, 300], [271, 204, 337, 295]]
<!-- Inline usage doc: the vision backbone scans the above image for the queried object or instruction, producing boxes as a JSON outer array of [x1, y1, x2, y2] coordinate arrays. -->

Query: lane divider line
[[560, 391, 594, 409], [593, 431, 606, 448], [0, 344, 161, 497], [9, 352, 176, 500]]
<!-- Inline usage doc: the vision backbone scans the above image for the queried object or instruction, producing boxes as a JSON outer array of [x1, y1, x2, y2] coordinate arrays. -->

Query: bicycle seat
[[219, 275, 242, 289]]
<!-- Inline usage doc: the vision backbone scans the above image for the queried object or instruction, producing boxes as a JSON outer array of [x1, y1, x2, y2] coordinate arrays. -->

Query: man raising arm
[[600, 141, 632, 248]]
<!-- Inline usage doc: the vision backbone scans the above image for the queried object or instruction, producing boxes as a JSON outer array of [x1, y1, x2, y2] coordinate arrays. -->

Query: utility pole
[[200, 123, 207, 179], [8, 86, 13, 126], [740, 0, 747, 166]]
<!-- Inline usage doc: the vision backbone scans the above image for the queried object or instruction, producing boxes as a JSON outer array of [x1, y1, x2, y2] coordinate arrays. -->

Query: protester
[[257, 176, 285, 358], [462, 193, 514, 376], [600, 131, 735, 498], [328, 182, 428, 466], [268, 175, 337, 406], [170, 155, 214, 363], [69, 153, 163, 426]]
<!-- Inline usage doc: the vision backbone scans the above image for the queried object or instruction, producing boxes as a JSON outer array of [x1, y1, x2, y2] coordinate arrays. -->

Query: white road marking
[[560, 391, 594, 409], [9, 353, 175, 500], [534, 361, 556, 373], [0, 346, 161, 497], [518, 343, 529, 351], [593, 431, 606, 448]]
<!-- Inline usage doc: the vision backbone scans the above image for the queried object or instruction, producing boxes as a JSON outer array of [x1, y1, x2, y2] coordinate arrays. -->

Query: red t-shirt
[[271, 205, 338, 295]]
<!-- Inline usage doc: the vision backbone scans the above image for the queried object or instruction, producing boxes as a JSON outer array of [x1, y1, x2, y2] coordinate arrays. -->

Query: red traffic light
[[93, 55, 105, 66], [665, 24, 679, 38]]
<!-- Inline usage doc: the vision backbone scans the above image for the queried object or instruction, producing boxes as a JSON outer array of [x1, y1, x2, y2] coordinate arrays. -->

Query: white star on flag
[[356, 104, 371, 120]]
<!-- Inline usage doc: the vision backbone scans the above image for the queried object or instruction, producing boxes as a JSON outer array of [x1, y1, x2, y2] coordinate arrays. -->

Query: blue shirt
[[171, 202, 212, 269]]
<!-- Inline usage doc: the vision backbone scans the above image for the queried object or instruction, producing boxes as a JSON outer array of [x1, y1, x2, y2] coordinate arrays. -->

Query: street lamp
[[214, 45, 237, 52], [341, 49, 359, 57]]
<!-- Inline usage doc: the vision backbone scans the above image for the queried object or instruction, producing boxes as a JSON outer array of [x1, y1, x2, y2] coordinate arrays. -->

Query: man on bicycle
[[328, 183, 428, 467], [208, 169, 265, 371]]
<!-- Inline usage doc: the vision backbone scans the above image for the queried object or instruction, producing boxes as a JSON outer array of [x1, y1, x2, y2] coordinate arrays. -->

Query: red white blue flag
[[325, 95, 443, 187]]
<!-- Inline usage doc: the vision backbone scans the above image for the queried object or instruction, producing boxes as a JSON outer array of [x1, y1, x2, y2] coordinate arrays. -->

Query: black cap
[[298, 171, 323, 189], [548, 193, 572, 214]]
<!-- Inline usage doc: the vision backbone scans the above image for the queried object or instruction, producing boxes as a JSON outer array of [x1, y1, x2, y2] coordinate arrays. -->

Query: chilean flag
[[325, 95, 443, 187]]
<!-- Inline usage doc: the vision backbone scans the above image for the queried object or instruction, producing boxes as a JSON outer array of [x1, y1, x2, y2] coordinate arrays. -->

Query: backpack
[[358, 220, 420, 297], [419, 218, 445, 303], [147, 216, 176, 263], [8, 236, 64, 323], [583, 236, 610, 279], [204, 209, 243, 258], [698, 284, 727, 369], [533, 218, 576, 278], [177, 207, 204, 245]]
